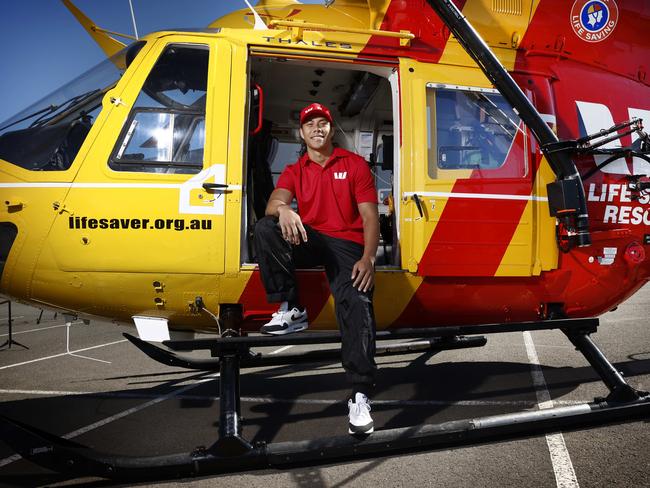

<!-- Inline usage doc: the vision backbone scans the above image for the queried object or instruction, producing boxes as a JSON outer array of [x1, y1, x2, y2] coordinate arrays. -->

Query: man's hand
[[278, 205, 308, 245], [351, 256, 375, 292]]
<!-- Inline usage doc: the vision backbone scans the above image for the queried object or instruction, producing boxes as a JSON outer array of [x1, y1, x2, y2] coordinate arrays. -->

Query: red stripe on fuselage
[[238, 270, 331, 325], [417, 129, 541, 276], [358, 0, 467, 63]]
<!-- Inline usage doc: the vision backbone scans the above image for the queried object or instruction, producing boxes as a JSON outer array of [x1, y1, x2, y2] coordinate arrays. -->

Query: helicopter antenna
[[243, 0, 268, 30], [128, 0, 139, 39]]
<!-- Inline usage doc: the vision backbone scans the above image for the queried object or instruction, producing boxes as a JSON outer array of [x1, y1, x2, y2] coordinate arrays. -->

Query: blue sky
[[0, 1, 323, 123]]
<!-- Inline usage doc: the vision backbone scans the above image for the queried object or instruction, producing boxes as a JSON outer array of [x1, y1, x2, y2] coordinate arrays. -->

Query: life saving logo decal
[[571, 0, 619, 43]]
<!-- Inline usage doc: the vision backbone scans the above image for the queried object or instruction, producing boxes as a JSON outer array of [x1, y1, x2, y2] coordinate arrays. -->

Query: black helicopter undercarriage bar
[[1, 316, 650, 480]]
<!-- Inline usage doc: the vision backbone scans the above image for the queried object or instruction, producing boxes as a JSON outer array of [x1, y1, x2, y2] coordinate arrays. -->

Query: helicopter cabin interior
[[241, 53, 399, 268]]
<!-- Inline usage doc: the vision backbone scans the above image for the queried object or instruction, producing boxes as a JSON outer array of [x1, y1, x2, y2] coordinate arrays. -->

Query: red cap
[[300, 103, 333, 125]]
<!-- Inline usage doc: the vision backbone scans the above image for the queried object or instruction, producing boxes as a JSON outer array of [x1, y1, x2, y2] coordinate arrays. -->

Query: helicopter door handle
[[412, 193, 424, 220], [202, 183, 230, 191], [250, 83, 264, 136]]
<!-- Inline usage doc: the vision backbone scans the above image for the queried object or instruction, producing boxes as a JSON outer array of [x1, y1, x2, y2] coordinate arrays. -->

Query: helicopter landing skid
[[122, 330, 488, 371], [1, 317, 649, 481]]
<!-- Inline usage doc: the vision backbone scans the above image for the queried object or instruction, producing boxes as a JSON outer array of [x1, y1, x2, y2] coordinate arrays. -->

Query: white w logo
[[334, 172, 347, 180]]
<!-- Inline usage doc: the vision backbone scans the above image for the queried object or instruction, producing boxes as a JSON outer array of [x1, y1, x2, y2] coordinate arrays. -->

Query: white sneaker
[[260, 301, 308, 335], [348, 392, 374, 435]]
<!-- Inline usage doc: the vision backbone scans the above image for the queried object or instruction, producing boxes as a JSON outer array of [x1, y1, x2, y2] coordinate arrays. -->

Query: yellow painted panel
[[495, 199, 534, 276], [0, 188, 67, 300], [372, 271, 423, 329], [313, 295, 336, 328], [225, 41, 247, 274], [399, 58, 492, 270], [534, 157, 559, 271], [312, 271, 423, 329], [461, 0, 534, 50], [496, 155, 558, 276], [40, 36, 231, 276]]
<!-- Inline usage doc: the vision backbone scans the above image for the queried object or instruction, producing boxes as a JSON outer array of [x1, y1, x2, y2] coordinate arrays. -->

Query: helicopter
[[1, 0, 650, 480]]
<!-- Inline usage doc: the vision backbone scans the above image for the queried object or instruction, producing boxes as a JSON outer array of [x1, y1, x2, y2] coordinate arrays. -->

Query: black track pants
[[254, 216, 377, 386]]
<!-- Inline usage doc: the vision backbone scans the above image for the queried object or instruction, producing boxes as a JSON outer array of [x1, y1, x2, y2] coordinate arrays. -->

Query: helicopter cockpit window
[[426, 86, 523, 177], [110, 44, 209, 174], [0, 42, 145, 171]]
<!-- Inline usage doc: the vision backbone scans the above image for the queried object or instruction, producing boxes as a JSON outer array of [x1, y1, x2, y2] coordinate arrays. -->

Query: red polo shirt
[[276, 147, 378, 245]]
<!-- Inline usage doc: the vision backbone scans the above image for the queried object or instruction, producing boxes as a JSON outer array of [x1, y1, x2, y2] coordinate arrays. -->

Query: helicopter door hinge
[[110, 97, 126, 107]]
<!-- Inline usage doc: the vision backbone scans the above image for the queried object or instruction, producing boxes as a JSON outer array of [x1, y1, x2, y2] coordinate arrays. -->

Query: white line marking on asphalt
[[0, 339, 127, 370], [0, 323, 68, 337], [0, 389, 91, 396], [270, 345, 294, 355], [0, 455, 21, 468], [523, 331, 580, 488], [0, 374, 219, 468], [0, 316, 24, 321]]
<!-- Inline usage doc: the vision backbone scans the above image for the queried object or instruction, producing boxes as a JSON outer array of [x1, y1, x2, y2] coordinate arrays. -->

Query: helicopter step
[[123, 332, 488, 371], [1, 317, 649, 480]]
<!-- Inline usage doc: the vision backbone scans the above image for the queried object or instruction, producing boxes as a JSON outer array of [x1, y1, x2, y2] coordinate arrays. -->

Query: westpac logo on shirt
[[334, 172, 347, 180]]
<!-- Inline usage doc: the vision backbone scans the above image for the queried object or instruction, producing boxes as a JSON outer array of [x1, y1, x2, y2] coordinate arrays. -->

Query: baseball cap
[[300, 103, 333, 125]]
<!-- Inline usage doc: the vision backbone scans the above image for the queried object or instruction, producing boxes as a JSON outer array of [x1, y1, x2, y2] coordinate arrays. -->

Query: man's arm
[[265, 188, 308, 245], [351, 201, 380, 292], [266, 188, 294, 217]]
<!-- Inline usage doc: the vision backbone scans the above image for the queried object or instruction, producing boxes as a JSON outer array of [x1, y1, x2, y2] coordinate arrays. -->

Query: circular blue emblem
[[571, 0, 619, 42], [580, 1, 610, 32]]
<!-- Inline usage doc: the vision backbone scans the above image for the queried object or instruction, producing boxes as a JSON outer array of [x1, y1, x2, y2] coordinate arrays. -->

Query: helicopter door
[[399, 59, 540, 277], [42, 38, 231, 280]]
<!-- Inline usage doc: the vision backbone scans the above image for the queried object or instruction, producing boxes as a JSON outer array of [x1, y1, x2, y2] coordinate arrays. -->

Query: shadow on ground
[[2, 353, 650, 487]]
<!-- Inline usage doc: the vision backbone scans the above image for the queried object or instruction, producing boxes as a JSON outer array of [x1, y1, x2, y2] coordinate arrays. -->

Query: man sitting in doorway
[[254, 102, 379, 434]]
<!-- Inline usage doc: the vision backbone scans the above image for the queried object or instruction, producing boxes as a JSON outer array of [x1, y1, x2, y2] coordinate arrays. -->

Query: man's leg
[[254, 216, 324, 334], [254, 216, 299, 304], [321, 235, 377, 433]]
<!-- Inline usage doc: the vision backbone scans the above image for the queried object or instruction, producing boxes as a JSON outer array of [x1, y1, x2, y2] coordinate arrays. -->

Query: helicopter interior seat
[[483, 124, 513, 167], [52, 116, 92, 170], [437, 119, 464, 169]]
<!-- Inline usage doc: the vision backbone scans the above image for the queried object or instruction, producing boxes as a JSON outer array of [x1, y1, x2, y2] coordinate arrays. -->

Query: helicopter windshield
[[0, 42, 145, 171]]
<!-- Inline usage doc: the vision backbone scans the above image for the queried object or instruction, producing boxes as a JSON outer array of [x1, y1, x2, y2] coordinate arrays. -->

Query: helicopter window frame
[[426, 84, 525, 177], [108, 42, 210, 175]]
